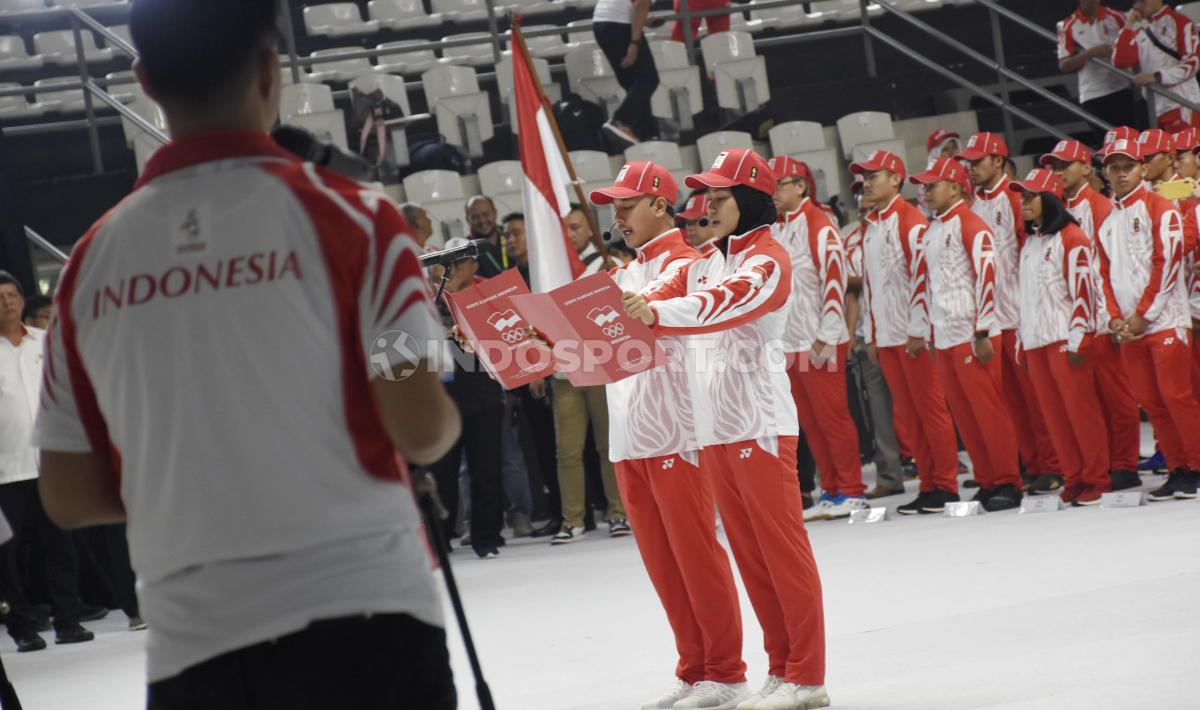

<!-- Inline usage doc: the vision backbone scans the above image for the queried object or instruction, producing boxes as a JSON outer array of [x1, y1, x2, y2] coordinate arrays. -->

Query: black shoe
[[1148, 468, 1190, 501], [802, 492, 814, 510], [962, 478, 980, 489], [919, 489, 960, 514], [1109, 469, 1141, 492], [897, 491, 932, 516], [982, 484, 1022, 512], [1177, 470, 1200, 499], [54, 623, 94, 645], [78, 604, 110, 623], [1029, 474, 1064, 494], [13, 630, 46, 653], [530, 519, 562, 538], [32, 614, 51, 633], [971, 487, 995, 504], [474, 545, 500, 560]]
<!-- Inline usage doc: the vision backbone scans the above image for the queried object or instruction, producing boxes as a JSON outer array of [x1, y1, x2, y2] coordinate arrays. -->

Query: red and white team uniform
[[1010, 169, 1112, 500], [908, 159, 1023, 491], [768, 155, 863, 501], [958, 132, 1061, 479], [34, 132, 445, 682], [1043, 140, 1142, 474], [1113, 5, 1200, 131], [1096, 139, 1200, 473], [645, 148, 825, 689], [852, 151, 960, 495], [1057, 4, 1130, 103], [590, 163, 748, 689]]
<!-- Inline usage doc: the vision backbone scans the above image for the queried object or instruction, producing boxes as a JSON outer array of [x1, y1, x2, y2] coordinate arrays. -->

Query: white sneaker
[[826, 496, 869, 519], [803, 495, 835, 522], [550, 526, 585, 545], [735, 675, 783, 709], [753, 683, 831, 710], [642, 679, 693, 709], [673, 681, 751, 709]]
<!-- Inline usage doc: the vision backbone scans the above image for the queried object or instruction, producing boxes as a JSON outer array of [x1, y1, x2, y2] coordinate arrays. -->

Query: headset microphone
[[602, 222, 621, 242], [697, 218, 710, 227]]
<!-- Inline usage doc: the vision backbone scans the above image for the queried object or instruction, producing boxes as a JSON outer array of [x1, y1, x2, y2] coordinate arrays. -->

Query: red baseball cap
[[851, 174, 864, 195], [1174, 128, 1200, 152], [956, 131, 1009, 161], [1102, 126, 1140, 147], [1008, 168, 1064, 199], [1100, 138, 1144, 164], [685, 148, 776, 196], [678, 193, 708, 221], [926, 129, 960, 153], [1137, 129, 1174, 157], [590, 161, 679, 205], [850, 150, 907, 181], [767, 155, 809, 180], [909, 157, 972, 192], [1039, 139, 1092, 168]]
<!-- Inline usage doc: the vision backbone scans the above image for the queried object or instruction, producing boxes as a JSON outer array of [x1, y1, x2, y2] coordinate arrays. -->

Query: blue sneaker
[[1138, 451, 1167, 474]]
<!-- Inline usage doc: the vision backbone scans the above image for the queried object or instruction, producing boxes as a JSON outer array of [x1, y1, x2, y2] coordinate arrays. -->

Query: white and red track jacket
[[1066, 183, 1117, 334], [843, 220, 864, 281], [1059, 6, 1130, 103], [1113, 6, 1200, 119], [1017, 223, 1096, 355], [970, 174, 1023, 331], [862, 194, 927, 348], [909, 200, 1000, 350], [772, 197, 849, 354], [606, 228, 703, 463], [1097, 186, 1192, 335], [1156, 175, 1200, 322], [645, 226, 799, 447]]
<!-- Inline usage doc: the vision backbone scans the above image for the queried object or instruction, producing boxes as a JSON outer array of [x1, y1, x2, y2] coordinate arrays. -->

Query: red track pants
[[876, 345, 960, 493], [1090, 335, 1142, 472], [705, 437, 825, 686], [1025, 342, 1112, 490], [616, 453, 747, 684], [671, 0, 731, 42], [1121, 329, 1200, 471], [936, 337, 1022, 488], [1001, 330, 1060, 475], [786, 345, 865, 497]]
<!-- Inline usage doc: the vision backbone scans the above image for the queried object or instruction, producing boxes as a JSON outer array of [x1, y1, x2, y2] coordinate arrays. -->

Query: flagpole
[[511, 19, 615, 270]]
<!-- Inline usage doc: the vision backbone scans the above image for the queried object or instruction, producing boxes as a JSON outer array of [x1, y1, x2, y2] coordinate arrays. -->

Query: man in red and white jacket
[[908, 158, 1025, 512], [1173, 127, 1200, 178], [958, 132, 1062, 491], [625, 148, 828, 710], [1011, 169, 1113, 506], [1041, 139, 1143, 490], [768, 155, 865, 521], [1058, 0, 1135, 130], [854, 151, 961, 514], [591, 162, 750, 710], [1112, 0, 1200, 132], [1096, 138, 1200, 499]]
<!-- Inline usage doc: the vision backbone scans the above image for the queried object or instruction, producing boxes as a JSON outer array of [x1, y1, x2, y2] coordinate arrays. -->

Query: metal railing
[[24, 226, 68, 264]]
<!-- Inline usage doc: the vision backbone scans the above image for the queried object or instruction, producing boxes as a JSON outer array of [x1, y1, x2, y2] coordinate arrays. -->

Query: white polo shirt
[[35, 131, 446, 681], [0, 326, 45, 485], [594, 0, 634, 25]]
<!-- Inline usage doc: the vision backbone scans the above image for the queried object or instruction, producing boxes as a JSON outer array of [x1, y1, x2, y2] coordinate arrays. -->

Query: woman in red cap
[[623, 147, 829, 710], [1011, 169, 1114, 505]]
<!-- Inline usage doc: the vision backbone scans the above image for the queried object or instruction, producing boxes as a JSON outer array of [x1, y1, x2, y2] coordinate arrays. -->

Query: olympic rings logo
[[501, 329, 526, 344], [602, 323, 625, 338]]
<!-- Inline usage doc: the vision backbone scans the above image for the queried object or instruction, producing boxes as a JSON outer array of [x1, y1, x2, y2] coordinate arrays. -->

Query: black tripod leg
[[0, 651, 22, 710]]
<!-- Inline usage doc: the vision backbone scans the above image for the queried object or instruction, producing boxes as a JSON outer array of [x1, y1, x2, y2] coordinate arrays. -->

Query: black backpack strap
[[1144, 26, 1183, 62]]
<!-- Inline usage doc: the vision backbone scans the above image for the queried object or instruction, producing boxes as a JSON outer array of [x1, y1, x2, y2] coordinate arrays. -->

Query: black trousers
[[0, 479, 83, 635], [795, 429, 818, 494], [428, 404, 505, 551], [593, 21, 660, 141], [147, 613, 456, 710], [1083, 89, 1138, 140]]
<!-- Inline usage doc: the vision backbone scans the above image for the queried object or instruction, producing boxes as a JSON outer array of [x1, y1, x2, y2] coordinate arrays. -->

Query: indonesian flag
[[513, 29, 586, 292]]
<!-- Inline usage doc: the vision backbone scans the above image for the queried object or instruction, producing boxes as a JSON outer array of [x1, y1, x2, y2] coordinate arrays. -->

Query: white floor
[[4, 465, 1199, 710]]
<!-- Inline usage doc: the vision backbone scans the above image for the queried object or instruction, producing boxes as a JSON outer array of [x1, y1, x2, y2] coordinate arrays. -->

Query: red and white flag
[[512, 29, 586, 292]]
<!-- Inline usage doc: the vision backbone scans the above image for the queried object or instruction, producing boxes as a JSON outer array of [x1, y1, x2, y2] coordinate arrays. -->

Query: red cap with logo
[[1137, 129, 1174, 157], [850, 150, 907, 181], [678, 193, 708, 221], [685, 148, 776, 196], [926, 129, 960, 153], [1039, 139, 1092, 168], [590, 161, 679, 205], [909, 157, 972, 191], [851, 174, 864, 195], [1102, 126, 1140, 147], [956, 131, 1009, 161], [1008, 168, 1064, 199], [767, 155, 808, 180], [1100, 138, 1143, 164], [1174, 127, 1200, 152]]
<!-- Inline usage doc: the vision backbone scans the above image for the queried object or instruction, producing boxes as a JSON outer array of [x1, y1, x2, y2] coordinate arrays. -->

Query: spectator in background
[[593, 0, 658, 144], [466, 195, 510, 276], [565, 206, 609, 275], [1058, 0, 1135, 132], [671, 0, 730, 44], [1002, 157, 1019, 181], [919, 130, 961, 218], [1113, 0, 1200, 132], [1172, 127, 1200, 178], [398, 202, 435, 248], [677, 190, 715, 248], [608, 240, 638, 264], [21, 294, 52, 330]]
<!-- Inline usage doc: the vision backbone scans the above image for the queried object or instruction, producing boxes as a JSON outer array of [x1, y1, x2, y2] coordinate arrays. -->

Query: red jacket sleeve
[[963, 220, 998, 333], [810, 218, 847, 345], [1136, 203, 1185, 322], [903, 214, 931, 340], [1113, 24, 1141, 69], [1061, 226, 1095, 353]]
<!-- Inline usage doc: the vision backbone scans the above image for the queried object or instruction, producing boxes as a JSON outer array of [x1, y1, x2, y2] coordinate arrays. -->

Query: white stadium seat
[[769, 121, 828, 155], [441, 32, 496, 68], [32, 77, 92, 114], [849, 138, 907, 166], [375, 41, 443, 75], [570, 148, 617, 225], [810, 0, 883, 22], [495, 52, 561, 132], [894, 0, 944, 11], [565, 45, 624, 117], [700, 31, 769, 113], [279, 82, 350, 152], [505, 0, 564, 20], [34, 30, 114, 65], [104, 70, 137, 102], [696, 130, 753, 168], [478, 160, 524, 216], [50, 0, 126, 6], [565, 20, 596, 49], [0, 0, 48, 15], [432, 0, 490, 24], [836, 110, 895, 159], [787, 148, 841, 204], [0, 36, 42, 71], [121, 93, 167, 173], [306, 48, 375, 83], [508, 25, 570, 60], [625, 140, 690, 187], [303, 3, 382, 38], [368, 0, 443, 30], [103, 25, 133, 52], [349, 73, 418, 169], [0, 83, 40, 120], [402, 170, 467, 246], [648, 40, 703, 130], [745, 0, 822, 32], [422, 64, 495, 158]]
